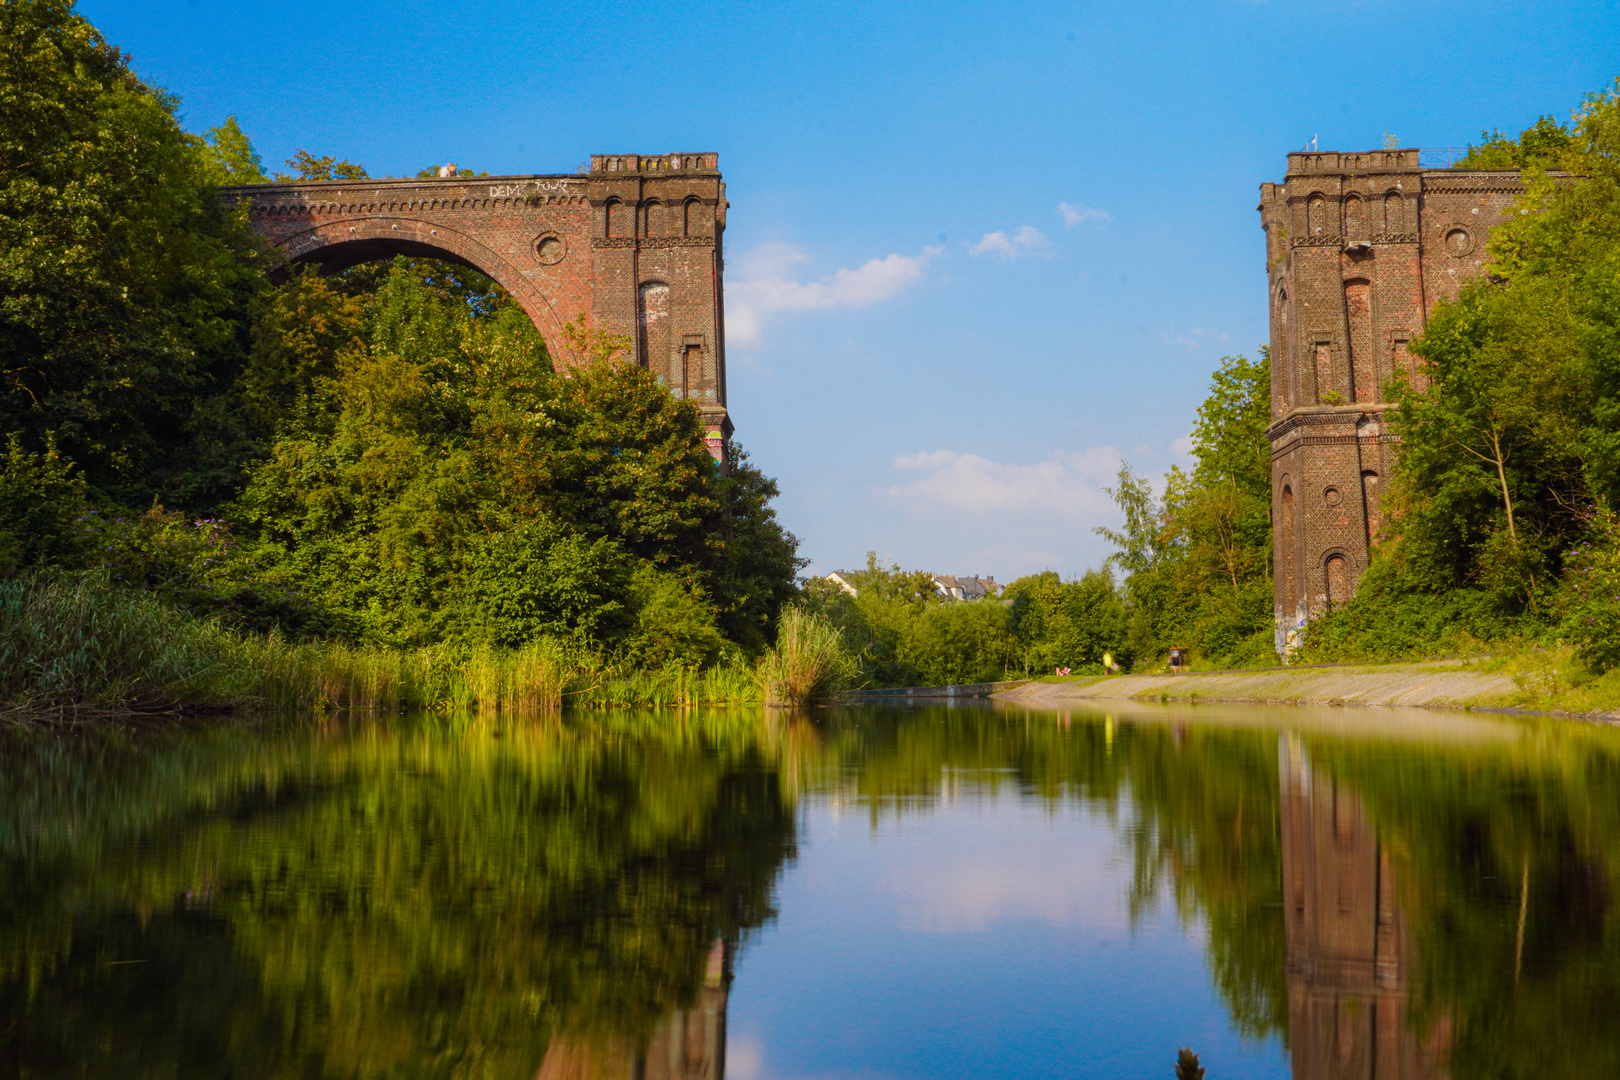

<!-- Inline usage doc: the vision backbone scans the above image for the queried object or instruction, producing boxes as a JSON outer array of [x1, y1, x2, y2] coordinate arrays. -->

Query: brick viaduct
[[227, 152, 732, 459], [1260, 149, 1534, 652]]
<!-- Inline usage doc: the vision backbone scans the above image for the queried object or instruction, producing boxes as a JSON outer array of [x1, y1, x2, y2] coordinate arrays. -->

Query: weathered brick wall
[[1259, 151, 1527, 651], [226, 152, 732, 456]]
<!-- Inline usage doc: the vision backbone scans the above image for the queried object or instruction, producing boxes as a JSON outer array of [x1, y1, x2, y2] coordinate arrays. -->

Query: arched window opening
[[638, 282, 672, 376], [683, 198, 701, 237], [1325, 555, 1349, 611], [1280, 482, 1297, 618], [1343, 194, 1365, 240], [1344, 279, 1373, 402], [643, 201, 665, 238], [1308, 194, 1328, 236], [605, 199, 625, 238], [1384, 191, 1405, 235], [1276, 288, 1292, 407], [1361, 471, 1383, 542]]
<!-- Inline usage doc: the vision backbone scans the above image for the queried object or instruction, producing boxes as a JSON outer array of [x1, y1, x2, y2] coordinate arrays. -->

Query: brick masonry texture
[[225, 152, 732, 459], [1259, 149, 1532, 652]]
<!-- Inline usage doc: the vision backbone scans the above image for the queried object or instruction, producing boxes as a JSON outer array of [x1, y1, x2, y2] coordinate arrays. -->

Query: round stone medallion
[[535, 234, 567, 265]]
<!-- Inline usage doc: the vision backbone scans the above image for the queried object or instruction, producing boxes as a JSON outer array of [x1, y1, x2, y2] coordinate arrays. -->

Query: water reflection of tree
[[1309, 722, 1620, 1079], [0, 714, 796, 1078], [795, 706, 1620, 1075]]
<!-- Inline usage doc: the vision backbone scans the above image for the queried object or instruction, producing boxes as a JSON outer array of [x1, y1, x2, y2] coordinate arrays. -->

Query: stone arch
[[276, 217, 569, 357]]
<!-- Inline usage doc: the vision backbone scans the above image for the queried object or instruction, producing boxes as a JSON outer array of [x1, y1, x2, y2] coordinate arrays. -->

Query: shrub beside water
[[758, 607, 858, 708]]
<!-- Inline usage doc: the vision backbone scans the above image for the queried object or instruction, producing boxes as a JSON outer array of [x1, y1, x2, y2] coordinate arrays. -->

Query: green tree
[[276, 148, 368, 181], [0, 0, 267, 505], [199, 116, 267, 185], [1095, 352, 1275, 667]]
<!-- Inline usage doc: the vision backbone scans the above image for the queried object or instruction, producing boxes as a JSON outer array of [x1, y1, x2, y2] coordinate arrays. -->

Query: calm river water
[[2, 701, 1616, 1078]]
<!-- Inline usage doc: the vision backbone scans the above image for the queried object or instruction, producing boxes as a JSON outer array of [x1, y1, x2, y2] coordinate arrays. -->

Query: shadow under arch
[[276, 217, 569, 357]]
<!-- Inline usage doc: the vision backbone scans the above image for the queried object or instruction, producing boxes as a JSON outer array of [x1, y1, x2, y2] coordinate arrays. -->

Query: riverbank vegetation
[[0, 1, 806, 720]]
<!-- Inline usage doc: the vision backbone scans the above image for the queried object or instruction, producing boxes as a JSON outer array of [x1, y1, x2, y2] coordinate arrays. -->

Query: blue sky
[[88, 0, 1620, 579]]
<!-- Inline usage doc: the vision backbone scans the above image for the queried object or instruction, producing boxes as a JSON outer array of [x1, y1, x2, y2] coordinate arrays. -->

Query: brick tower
[[1259, 150, 1529, 652]]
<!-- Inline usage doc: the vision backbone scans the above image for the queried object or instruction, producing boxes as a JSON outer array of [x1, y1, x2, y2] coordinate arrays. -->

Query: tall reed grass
[[757, 606, 858, 707], [0, 572, 243, 722], [0, 572, 765, 723], [567, 657, 762, 708]]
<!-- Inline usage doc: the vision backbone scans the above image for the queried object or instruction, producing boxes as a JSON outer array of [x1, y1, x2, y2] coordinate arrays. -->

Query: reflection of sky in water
[[729, 790, 1289, 1080]]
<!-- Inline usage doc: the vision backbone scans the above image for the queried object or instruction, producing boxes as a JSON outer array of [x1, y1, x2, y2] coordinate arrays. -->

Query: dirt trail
[[996, 660, 1522, 710]]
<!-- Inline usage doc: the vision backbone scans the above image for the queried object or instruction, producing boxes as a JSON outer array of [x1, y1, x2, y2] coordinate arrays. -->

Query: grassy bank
[[0, 573, 773, 723], [0, 575, 872, 723]]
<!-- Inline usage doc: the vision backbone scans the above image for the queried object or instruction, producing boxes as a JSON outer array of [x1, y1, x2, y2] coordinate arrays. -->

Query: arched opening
[[638, 281, 672, 378], [683, 198, 701, 237], [1383, 191, 1405, 235], [1343, 279, 1373, 402], [1324, 554, 1349, 611], [1343, 194, 1365, 240], [1361, 470, 1383, 543], [1307, 194, 1329, 237], [643, 200, 666, 238], [1280, 481, 1297, 618], [606, 198, 626, 238], [1275, 287, 1292, 408], [275, 221, 566, 364]]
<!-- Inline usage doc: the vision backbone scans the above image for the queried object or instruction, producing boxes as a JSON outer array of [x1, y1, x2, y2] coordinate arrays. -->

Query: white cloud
[[967, 224, 1050, 259], [1171, 433, 1196, 457], [1058, 202, 1112, 227], [724, 240, 940, 347], [885, 446, 1120, 516]]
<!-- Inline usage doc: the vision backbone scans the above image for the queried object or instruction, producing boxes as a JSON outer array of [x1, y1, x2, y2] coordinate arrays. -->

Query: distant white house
[[931, 574, 1003, 601], [822, 570, 1003, 601], [825, 571, 860, 597]]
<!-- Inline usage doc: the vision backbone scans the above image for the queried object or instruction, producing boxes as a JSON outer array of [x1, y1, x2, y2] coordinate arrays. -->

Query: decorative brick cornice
[[1290, 232, 1419, 249], [1266, 403, 1396, 442], [591, 236, 715, 250]]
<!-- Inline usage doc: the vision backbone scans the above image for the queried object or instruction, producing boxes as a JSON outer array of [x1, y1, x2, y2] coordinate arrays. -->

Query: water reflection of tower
[[535, 939, 731, 1080], [1279, 736, 1449, 1080]]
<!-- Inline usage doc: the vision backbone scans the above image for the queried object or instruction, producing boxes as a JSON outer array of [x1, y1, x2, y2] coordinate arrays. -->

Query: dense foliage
[[0, 0, 268, 506], [0, 0, 801, 677]]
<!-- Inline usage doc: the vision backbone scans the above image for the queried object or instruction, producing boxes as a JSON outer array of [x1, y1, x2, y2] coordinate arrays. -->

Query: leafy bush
[[459, 517, 634, 649], [1561, 509, 1620, 671]]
